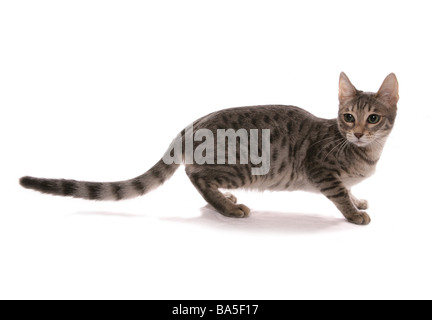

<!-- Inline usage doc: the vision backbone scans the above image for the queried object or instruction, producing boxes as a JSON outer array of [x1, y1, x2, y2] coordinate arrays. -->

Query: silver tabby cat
[[20, 72, 398, 225]]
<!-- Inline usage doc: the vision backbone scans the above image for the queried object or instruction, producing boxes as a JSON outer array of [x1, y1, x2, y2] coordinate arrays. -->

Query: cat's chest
[[340, 162, 377, 188]]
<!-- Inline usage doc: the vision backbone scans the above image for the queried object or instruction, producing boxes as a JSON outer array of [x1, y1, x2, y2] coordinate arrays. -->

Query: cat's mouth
[[352, 140, 370, 147], [347, 135, 371, 147]]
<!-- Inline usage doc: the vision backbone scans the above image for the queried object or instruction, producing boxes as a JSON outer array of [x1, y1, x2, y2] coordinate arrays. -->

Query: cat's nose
[[354, 133, 364, 139]]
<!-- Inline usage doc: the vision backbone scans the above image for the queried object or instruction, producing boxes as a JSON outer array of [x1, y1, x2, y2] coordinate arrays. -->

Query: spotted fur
[[19, 72, 398, 225]]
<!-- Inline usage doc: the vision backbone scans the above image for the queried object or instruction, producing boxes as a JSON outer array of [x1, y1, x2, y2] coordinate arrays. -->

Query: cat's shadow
[[75, 205, 355, 234], [161, 205, 353, 234]]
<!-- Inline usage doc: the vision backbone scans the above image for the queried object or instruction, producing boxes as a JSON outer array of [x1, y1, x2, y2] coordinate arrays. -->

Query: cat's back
[[194, 105, 318, 132]]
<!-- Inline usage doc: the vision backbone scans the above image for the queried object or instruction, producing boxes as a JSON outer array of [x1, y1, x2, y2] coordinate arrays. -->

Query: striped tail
[[19, 160, 180, 201]]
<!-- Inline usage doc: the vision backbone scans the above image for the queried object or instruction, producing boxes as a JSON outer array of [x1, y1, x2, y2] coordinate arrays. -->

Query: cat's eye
[[344, 114, 355, 123], [367, 114, 381, 124]]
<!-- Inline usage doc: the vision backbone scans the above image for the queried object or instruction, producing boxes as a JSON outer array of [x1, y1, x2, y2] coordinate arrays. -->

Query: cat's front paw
[[347, 211, 371, 225], [225, 204, 250, 218], [354, 199, 369, 210], [223, 192, 237, 204]]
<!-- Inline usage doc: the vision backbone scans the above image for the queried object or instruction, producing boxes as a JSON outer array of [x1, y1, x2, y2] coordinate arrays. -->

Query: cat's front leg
[[314, 177, 371, 225], [348, 190, 369, 210]]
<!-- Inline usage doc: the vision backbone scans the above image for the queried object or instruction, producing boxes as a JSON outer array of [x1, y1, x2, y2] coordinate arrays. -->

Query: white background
[[1, 0, 431, 300]]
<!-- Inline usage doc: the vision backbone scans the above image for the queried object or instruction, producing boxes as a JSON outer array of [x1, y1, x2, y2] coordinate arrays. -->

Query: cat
[[19, 72, 399, 225]]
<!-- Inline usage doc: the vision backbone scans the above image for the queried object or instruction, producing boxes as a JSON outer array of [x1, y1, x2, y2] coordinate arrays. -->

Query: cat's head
[[337, 72, 399, 148]]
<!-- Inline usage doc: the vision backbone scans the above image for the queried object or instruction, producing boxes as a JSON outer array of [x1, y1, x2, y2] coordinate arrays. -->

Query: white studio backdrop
[[1, 0, 431, 299]]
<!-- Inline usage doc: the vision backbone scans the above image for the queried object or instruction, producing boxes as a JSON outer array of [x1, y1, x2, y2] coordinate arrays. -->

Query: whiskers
[[323, 138, 349, 160], [336, 140, 351, 158], [310, 131, 388, 162], [367, 136, 387, 158], [309, 136, 337, 149]]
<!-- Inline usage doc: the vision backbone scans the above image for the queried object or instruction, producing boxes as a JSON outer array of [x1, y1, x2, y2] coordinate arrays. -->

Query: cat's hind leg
[[186, 169, 250, 218]]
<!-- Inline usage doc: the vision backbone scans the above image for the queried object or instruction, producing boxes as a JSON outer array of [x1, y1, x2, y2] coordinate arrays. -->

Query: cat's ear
[[377, 73, 399, 107], [339, 72, 357, 105]]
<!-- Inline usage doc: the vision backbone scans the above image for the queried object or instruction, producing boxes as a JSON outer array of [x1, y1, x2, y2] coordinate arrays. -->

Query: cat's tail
[[19, 159, 180, 201]]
